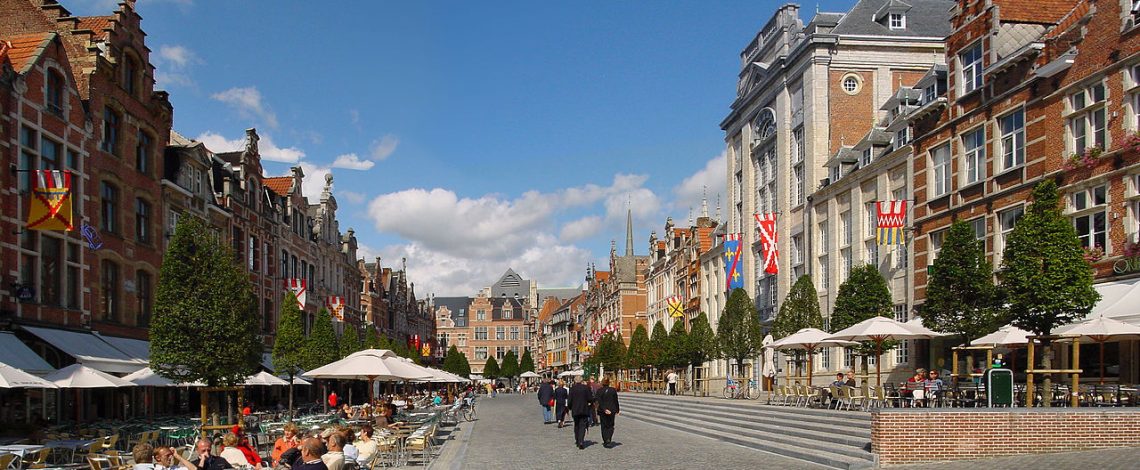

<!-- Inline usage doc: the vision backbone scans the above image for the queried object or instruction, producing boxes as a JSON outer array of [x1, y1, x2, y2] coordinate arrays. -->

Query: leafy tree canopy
[[151, 216, 261, 386], [363, 327, 383, 350], [483, 357, 500, 379], [832, 264, 895, 355], [649, 321, 670, 369], [272, 292, 305, 379], [500, 349, 519, 378], [920, 220, 1006, 343], [302, 308, 339, 370], [667, 318, 690, 369], [687, 312, 716, 367], [625, 324, 652, 371], [339, 325, 361, 359], [1000, 179, 1100, 338], [773, 275, 824, 339], [589, 333, 626, 372], [716, 288, 764, 374], [519, 348, 535, 373]]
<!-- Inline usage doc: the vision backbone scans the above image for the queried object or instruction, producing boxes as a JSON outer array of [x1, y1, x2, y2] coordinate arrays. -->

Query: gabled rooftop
[[3, 32, 52, 74]]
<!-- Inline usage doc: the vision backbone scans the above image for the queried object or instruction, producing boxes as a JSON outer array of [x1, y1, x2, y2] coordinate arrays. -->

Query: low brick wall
[[872, 408, 1140, 466]]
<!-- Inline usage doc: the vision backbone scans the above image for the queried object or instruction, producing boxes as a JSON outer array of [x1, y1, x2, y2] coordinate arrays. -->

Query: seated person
[[271, 423, 300, 467], [353, 426, 378, 468], [230, 426, 262, 467], [133, 443, 157, 470], [219, 433, 251, 468], [830, 372, 846, 388], [902, 368, 926, 398], [843, 371, 857, 387], [155, 445, 198, 470]]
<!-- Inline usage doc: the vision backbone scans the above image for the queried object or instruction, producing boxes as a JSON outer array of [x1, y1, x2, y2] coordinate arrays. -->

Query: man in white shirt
[[666, 370, 678, 396], [321, 433, 345, 470]]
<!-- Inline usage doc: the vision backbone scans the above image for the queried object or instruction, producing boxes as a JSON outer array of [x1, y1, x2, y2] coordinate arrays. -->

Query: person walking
[[567, 376, 594, 449], [537, 379, 555, 424], [587, 377, 600, 427], [554, 379, 569, 428], [666, 370, 678, 396], [595, 377, 621, 448]]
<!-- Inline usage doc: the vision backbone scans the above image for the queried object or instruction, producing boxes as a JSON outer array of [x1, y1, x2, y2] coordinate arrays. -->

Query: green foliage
[[518, 348, 535, 373], [272, 292, 305, 379], [1000, 180, 1100, 337], [363, 327, 383, 350], [832, 264, 895, 355], [773, 275, 823, 339], [625, 324, 651, 371], [457, 350, 471, 378], [500, 349, 519, 378], [483, 357, 500, 379], [716, 288, 764, 375], [339, 326, 361, 358], [588, 333, 627, 372], [442, 345, 465, 376], [302, 308, 339, 370], [686, 312, 716, 368], [920, 220, 1006, 344], [151, 216, 261, 387], [649, 321, 670, 369], [667, 319, 690, 369]]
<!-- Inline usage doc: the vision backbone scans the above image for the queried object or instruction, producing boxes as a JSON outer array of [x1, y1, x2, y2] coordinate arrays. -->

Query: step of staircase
[[621, 394, 874, 470], [626, 392, 872, 430]]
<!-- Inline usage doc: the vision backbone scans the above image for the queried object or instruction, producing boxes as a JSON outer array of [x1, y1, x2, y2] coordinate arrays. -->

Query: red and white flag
[[755, 213, 778, 274], [286, 279, 307, 309]]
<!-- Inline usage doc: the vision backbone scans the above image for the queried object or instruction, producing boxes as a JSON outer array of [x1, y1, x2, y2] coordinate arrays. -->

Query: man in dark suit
[[537, 379, 555, 424], [595, 377, 621, 448], [567, 376, 594, 449]]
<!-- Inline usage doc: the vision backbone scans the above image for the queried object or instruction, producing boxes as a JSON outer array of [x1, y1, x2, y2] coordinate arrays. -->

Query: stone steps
[[620, 393, 874, 470]]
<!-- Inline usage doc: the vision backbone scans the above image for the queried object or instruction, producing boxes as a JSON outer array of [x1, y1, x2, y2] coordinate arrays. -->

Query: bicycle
[[461, 396, 477, 421], [723, 377, 761, 400]]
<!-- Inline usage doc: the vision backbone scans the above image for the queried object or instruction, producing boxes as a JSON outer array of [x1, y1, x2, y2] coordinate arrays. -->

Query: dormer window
[[889, 13, 905, 30], [924, 85, 937, 103], [830, 165, 841, 182], [861, 148, 873, 167]]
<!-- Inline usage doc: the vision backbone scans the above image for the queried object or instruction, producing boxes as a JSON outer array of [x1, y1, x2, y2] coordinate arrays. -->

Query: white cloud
[[211, 86, 279, 129], [157, 44, 195, 68], [152, 44, 200, 89], [673, 150, 727, 219], [297, 163, 333, 202], [332, 153, 375, 170], [369, 135, 399, 161], [339, 191, 367, 205], [196, 131, 305, 163], [559, 216, 603, 242]]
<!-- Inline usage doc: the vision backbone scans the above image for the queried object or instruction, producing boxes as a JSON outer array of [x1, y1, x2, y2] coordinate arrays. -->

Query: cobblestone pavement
[[891, 446, 1140, 469], [430, 393, 825, 469]]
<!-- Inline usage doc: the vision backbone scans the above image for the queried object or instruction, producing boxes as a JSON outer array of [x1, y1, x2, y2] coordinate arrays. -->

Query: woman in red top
[[230, 426, 262, 467]]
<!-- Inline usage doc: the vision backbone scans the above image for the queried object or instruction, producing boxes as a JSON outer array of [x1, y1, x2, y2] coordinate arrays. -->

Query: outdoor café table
[[0, 445, 44, 470], [44, 439, 96, 463]]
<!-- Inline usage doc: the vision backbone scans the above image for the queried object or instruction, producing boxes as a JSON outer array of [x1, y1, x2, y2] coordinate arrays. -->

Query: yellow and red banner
[[667, 295, 684, 319], [27, 170, 74, 231], [327, 296, 345, 321]]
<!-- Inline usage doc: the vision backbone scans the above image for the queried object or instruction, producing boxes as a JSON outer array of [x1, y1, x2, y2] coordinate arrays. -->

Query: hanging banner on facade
[[667, 295, 684, 319], [286, 279, 307, 309], [876, 200, 908, 245], [421, 343, 431, 357], [327, 296, 345, 321], [724, 233, 744, 291], [755, 213, 779, 274], [27, 170, 74, 231]]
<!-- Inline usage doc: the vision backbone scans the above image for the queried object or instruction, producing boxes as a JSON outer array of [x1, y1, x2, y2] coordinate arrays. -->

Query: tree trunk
[[288, 375, 295, 417], [1042, 345, 1053, 408]]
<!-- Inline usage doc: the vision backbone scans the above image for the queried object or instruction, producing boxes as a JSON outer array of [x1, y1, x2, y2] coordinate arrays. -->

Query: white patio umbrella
[[46, 364, 137, 388], [123, 367, 202, 387], [519, 371, 541, 379], [768, 328, 855, 385], [970, 324, 1033, 347], [243, 371, 291, 386], [0, 363, 57, 388], [290, 375, 312, 386], [904, 317, 951, 336], [304, 349, 433, 403], [1055, 315, 1140, 384], [558, 369, 584, 378], [826, 317, 941, 386]]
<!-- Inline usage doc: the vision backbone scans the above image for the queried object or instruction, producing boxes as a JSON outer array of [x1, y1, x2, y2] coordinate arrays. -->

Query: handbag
[[548, 399, 555, 406]]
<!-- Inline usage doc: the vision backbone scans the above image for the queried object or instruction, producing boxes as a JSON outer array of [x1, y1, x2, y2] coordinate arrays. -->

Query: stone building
[[646, 209, 718, 333]]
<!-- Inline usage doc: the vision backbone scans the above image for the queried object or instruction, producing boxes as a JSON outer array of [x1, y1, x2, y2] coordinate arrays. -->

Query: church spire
[[625, 205, 634, 257]]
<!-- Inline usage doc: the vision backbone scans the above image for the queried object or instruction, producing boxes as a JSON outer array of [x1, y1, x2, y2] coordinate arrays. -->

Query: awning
[[21, 326, 146, 374], [1089, 277, 1140, 324], [97, 334, 149, 362], [0, 331, 55, 375], [261, 352, 274, 372]]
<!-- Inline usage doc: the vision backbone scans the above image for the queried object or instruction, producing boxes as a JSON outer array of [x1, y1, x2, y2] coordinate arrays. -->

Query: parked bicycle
[[723, 376, 761, 399]]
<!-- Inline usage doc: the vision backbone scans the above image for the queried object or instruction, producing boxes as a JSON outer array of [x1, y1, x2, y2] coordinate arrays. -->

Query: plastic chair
[[24, 448, 51, 469], [0, 453, 17, 470], [846, 385, 866, 411]]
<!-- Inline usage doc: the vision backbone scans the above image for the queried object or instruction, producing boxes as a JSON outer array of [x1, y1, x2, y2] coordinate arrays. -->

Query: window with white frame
[[819, 255, 830, 291], [496, 326, 506, 340], [865, 202, 877, 238], [861, 147, 874, 167], [894, 304, 910, 364], [997, 205, 1024, 265], [929, 229, 946, 264], [841, 211, 852, 247], [896, 128, 909, 148], [866, 239, 879, 265], [889, 13, 905, 30], [963, 127, 985, 185], [1129, 174, 1140, 243], [821, 348, 831, 370], [894, 242, 908, 270], [959, 42, 984, 94], [793, 165, 805, 205], [792, 126, 805, 163], [1068, 82, 1107, 154], [844, 348, 855, 370], [474, 326, 488, 340], [474, 347, 488, 360], [970, 217, 987, 253], [476, 309, 486, 321], [791, 235, 804, 266], [1071, 185, 1108, 251], [819, 220, 829, 253], [999, 109, 1025, 170], [841, 248, 852, 280], [1130, 65, 1140, 130], [931, 143, 951, 197]]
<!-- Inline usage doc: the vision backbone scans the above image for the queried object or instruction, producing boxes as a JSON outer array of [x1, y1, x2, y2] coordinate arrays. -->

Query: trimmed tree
[[457, 350, 472, 378], [920, 220, 1006, 345], [625, 324, 652, 377], [832, 264, 894, 372], [442, 345, 464, 375], [773, 275, 824, 339], [686, 312, 717, 396], [363, 327, 383, 350], [339, 325, 361, 359], [152, 216, 261, 387], [589, 333, 627, 376], [272, 292, 305, 413], [716, 288, 764, 378], [302, 308, 340, 370], [500, 349, 519, 384], [483, 357, 500, 379], [519, 348, 535, 373], [1001, 179, 1100, 338], [667, 318, 690, 370], [649, 321, 670, 371]]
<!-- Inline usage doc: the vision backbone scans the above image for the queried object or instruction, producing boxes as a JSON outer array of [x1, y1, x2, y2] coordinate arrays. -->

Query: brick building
[[581, 210, 649, 354], [645, 209, 718, 333]]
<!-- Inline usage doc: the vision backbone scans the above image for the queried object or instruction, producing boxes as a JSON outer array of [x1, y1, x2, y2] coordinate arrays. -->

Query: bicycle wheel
[[722, 385, 734, 399], [748, 385, 762, 400], [462, 407, 475, 422]]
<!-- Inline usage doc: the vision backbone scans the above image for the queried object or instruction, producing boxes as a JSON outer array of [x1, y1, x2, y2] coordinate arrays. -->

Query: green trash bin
[[986, 368, 1014, 407]]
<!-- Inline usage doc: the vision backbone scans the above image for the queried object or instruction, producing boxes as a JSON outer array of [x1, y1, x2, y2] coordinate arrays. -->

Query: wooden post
[[200, 390, 208, 437], [952, 349, 959, 385], [1071, 341, 1080, 408], [1026, 340, 1035, 408]]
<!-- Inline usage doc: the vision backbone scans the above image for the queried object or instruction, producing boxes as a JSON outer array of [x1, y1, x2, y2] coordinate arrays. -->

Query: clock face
[[754, 108, 776, 141]]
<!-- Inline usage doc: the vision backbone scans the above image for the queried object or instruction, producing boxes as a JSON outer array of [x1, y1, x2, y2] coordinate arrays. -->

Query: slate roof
[[433, 296, 471, 320], [4, 32, 52, 74], [537, 287, 583, 303], [831, 0, 954, 38]]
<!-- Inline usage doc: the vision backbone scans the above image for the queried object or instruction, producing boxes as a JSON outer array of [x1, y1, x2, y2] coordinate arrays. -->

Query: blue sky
[[70, 0, 851, 296]]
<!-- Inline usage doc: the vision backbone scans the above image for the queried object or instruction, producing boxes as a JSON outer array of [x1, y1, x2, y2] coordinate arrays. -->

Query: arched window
[[122, 52, 141, 96], [753, 108, 776, 142]]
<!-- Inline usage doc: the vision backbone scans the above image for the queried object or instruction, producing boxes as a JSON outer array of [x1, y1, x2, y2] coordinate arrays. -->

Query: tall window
[[895, 128, 909, 148], [894, 304, 910, 364], [819, 256, 829, 290], [46, 69, 65, 115], [792, 126, 805, 163], [102, 260, 120, 322], [841, 248, 852, 280], [959, 42, 984, 94], [496, 326, 505, 340], [1068, 82, 1107, 154], [66, 242, 81, 309], [999, 109, 1025, 170], [136, 131, 152, 175], [970, 217, 987, 253], [963, 128, 985, 185], [101, 182, 119, 233], [929, 229, 946, 264], [474, 347, 488, 360], [793, 165, 804, 206], [137, 270, 152, 327], [39, 236, 62, 306], [101, 107, 120, 155], [510, 326, 520, 340], [840, 211, 852, 247], [496, 347, 506, 360], [1071, 185, 1108, 251], [791, 235, 804, 266], [123, 54, 140, 96], [474, 327, 488, 340], [866, 239, 879, 265], [931, 144, 951, 197], [135, 198, 151, 243], [502, 306, 512, 320], [997, 206, 1024, 265], [477, 309, 486, 321]]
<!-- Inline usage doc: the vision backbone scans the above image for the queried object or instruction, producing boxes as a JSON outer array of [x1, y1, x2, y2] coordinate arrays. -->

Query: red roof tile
[[1043, 0, 1091, 41], [999, 0, 1073, 25], [263, 176, 293, 196], [3, 33, 51, 74], [76, 16, 113, 40], [595, 271, 610, 282]]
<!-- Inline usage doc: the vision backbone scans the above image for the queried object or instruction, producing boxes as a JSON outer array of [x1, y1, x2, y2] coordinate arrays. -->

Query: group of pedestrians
[[536, 376, 621, 449]]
